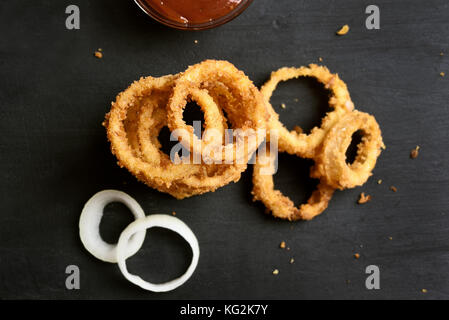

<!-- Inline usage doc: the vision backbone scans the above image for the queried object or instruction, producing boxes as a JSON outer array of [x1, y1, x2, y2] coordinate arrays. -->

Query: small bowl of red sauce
[[134, 0, 254, 30]]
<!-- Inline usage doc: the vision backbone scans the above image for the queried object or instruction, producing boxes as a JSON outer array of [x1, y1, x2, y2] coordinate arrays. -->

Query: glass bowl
[[134, 0, 254, 30]]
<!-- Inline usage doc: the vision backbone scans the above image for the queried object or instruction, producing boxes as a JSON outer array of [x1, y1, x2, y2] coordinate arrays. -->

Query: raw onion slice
[[116, 214, 200, 292], [79, 190, 146, 263]]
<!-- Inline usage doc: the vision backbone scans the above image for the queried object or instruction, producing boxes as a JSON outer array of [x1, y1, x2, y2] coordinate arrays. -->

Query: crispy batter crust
[[252, 148, 335, 221], [252, 65, 383, 221], [311, 111, 385, 190], [104, 74, 244, 199], [167, 60, 269, 163], [104, 61, 384, 215], [261, 64, 354, 159]]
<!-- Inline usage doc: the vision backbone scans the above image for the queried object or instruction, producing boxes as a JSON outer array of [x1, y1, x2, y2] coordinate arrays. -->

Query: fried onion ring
[[252, 65, 384, 220], [250, 64, 354, 220], [103, 60, 384, 220], [167, 60, 268, 163], [261, 64, 354, 158], [165, 86, 227, 162], [252, 147, 335, 221], [311, 110, 385, 190], [105, 75, 244, 199]]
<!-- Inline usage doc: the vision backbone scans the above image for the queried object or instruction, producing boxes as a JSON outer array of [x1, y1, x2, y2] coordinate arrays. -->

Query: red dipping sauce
[[135, 0, 253, 30]]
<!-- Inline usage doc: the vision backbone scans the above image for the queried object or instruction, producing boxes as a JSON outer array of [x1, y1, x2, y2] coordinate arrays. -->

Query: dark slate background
[[0, 0, 448, 300]]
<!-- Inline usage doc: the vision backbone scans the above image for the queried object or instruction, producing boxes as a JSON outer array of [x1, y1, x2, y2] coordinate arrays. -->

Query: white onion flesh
[[79, 190, 146, 263], [116, 214, 200, 292]]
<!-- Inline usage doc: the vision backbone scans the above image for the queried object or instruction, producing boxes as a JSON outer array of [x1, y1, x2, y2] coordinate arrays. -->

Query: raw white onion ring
[[116, 214, 200, 292], [79, 190, 146, 263]]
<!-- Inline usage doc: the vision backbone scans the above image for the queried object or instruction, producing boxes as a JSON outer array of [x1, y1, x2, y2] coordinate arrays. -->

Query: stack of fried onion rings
[[252, 64, 385, 221], [104, 60, 384, 220], [104, 60, 268, 199]]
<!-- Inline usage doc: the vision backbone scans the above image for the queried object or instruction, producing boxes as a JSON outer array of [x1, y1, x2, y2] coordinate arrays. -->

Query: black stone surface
[[0, 0, 448, 299]]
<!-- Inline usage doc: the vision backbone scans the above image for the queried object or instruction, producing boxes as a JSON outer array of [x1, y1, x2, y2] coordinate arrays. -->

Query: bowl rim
[[134, 0, 254, 30]]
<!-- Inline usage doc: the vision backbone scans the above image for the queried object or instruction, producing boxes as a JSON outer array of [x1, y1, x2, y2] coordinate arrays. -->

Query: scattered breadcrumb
[[388, 236, 393, 240], [440, 72, 445, 77], [422, 289, 428, 293], [318, 57, 323, 62], [194, 40, 198, 44], [290, 258, 294, 264], [410, 146, 420, 159], [336, 25, 350, 36], [440, 52, 444, 56], [358, 192, 371, 204], [354, 253, 360, 259], [293, 126, 303, 134], [377, 179, 383, 184], [281, 103, 286, 109], [272, 269, 279, 275], [286, 247, 290, 251], [294, 98, 299, 102], [94, 51, 103, 59], [98, 48, 102, 52], [390, 186, 398, 192], [346, 280, 351, 284], [280, 241, 286, 249], [172, 211, 176, 216]]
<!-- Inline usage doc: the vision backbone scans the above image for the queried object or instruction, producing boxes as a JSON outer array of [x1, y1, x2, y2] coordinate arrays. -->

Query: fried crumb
[[94, 51, 103, 59], [272, 269, 279, 275], [354, 253, 360, 259], [194, 40, 198, 44], [290, 258, 294, 264], [440, 72, 445, 77], [388, 236, 393, 240], [422, 289, 428, 293], [280, 241, 286, 249], [390, 186, 398, 192], [325, 76, 336, 89], [358, 192, 371, 204], [172, 211, 176, 216], [318, 57, 323, 62], [286, 247, 290, 251], [410, 146, 420, 159], [294, 98, 299, 102], [293, 126, 303, 134], [337, 25, 350, 36], [281, 103, 286, 109], [377, 179, 383, 185], [440, 52, 444, 56], [98, 48, 103, 52]]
